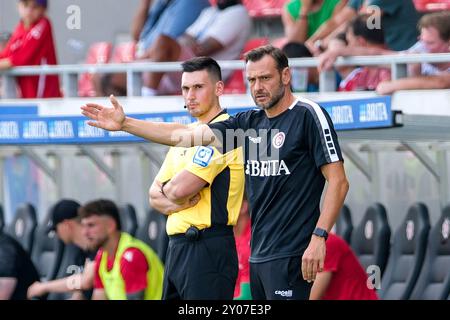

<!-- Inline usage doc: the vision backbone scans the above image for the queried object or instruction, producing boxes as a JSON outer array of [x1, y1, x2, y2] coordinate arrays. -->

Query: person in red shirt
[[92, 248, 149, 298], [233, 198, 252, 300], [0, 0, 61, 98], [79, 199, 163, 300], [310, 233, 379, 300]]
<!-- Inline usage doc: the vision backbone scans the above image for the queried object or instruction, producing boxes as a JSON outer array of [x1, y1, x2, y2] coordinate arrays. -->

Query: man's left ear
[[216, 81, 225, 96], [282, 67, 291, 86]]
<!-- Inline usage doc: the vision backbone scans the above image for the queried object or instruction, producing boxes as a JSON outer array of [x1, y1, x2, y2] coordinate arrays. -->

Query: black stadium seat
[[410, 205, 450, 300], [119, 204, 138, 236], [335, 204, 353, 243], [0, 204, 4, 231], [47, 244, 89, 300], [5, 203, 37, 253], [136, 208, 168, 263], [31, 206, 65, 282], [350, 203, 391, 276], [379, 203, 431, 299]]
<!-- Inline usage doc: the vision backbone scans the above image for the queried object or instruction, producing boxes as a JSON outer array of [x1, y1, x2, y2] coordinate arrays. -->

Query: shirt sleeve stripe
[[297, 97, 340, 163]]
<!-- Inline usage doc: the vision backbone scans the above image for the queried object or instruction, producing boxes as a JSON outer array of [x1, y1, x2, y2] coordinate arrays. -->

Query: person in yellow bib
[[79, 199, 164, 300], [148, 57, 245, 299]]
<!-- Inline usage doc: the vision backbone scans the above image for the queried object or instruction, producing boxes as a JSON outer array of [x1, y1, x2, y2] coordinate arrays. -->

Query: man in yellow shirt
[[149, 57, 245, 299]]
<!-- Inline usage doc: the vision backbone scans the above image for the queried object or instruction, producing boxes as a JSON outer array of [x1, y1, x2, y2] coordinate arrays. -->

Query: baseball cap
[[47, 199, 81, 232]]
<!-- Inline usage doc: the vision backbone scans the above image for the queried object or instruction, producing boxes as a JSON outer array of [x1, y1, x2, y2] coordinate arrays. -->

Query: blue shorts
[[139, 0, 209, 51]]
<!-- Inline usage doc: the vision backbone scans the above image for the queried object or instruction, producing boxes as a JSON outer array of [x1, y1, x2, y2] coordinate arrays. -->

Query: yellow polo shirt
[[155, 113, 245, 235]]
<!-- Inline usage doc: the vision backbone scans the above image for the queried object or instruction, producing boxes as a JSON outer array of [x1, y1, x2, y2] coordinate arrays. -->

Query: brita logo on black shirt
[[245, 160, 291, 177]]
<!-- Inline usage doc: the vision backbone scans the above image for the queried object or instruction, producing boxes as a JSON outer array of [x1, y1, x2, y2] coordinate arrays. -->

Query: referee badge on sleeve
[[193, 146, 214, 167]]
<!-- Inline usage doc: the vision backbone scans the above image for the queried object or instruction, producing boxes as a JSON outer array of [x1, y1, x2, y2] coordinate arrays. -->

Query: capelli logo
[[274, 290, 293, 298]]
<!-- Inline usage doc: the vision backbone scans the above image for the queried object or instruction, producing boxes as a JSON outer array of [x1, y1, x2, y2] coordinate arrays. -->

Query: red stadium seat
[[413, 0, 450, 11], [223, 69, 247, 94], [243, 0, 288, 18], [111, 42, 137, 63], [78, 42, 113, 97], [224, 37, 269, 94]]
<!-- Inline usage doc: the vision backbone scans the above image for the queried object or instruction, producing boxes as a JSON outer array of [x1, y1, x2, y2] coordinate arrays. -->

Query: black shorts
[[250, 256, 313, 300], [162, 226, 238, 300]]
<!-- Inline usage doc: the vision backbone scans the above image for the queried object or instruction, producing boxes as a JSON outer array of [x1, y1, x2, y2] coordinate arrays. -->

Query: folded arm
[[149, 178, 201, 215]]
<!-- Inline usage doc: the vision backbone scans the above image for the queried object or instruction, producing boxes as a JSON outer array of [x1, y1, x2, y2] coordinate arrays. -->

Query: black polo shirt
[[0, 232, 39, 300], [209, 98, 343, 263]]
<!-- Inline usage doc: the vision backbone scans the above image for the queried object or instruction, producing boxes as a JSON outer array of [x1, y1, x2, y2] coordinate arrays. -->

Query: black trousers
[[162, 226, 238, 300], [250, 256, 313, 300]]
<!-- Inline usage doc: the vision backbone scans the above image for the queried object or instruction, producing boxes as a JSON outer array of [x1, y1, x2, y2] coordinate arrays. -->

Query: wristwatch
[[313, 227, 328, 241]]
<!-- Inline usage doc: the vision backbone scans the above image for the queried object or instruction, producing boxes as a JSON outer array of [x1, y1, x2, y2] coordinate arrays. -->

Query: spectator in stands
[[408, 11, 450, 76], [307, 0, 420, 55], [27, 200, 95, 300], [141, 0, 251, 95], [234, 198, 252, 300], [305, 0, 368, 55], [319, 14, 391, 91], [148, 57, 244, 299], [376, 11, 450, 94], [340, 14, 390, 91], [131, 0, 210, 96], [0, 230, 40, 300], [281, 41, 319, 92], [79, 199, 164, 300], [310, 233, 378, 300], [0, 0, 61, 98], [282, 0, 348, 46]]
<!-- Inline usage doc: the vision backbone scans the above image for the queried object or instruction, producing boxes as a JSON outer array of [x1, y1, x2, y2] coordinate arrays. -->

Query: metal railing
[[1, 53, 449, 98]]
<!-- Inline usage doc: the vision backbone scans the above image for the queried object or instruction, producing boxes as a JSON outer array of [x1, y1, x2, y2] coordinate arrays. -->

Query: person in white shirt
[[142, 0, 251, 95]]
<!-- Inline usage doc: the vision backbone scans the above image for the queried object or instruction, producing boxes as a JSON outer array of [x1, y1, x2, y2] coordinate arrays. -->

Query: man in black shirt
[[0, 231, 39, 300], [27, 199, 95, 300], [81, 47, 349, 300]]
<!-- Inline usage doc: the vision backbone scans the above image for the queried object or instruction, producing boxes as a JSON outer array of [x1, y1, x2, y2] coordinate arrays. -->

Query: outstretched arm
[[27, 260, 95, 299], [377, 73, 450, 95], [318, 45, 394, 72], [81, 95, 218, 147]]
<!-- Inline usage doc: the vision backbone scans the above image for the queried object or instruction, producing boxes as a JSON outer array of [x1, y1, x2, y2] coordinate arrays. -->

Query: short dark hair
[[348, 14, 385, 45], [181, 56, 222, 81], [79, 199, 122, 231], [281, 42, 313, 58], [244, 45, 289, 72]]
